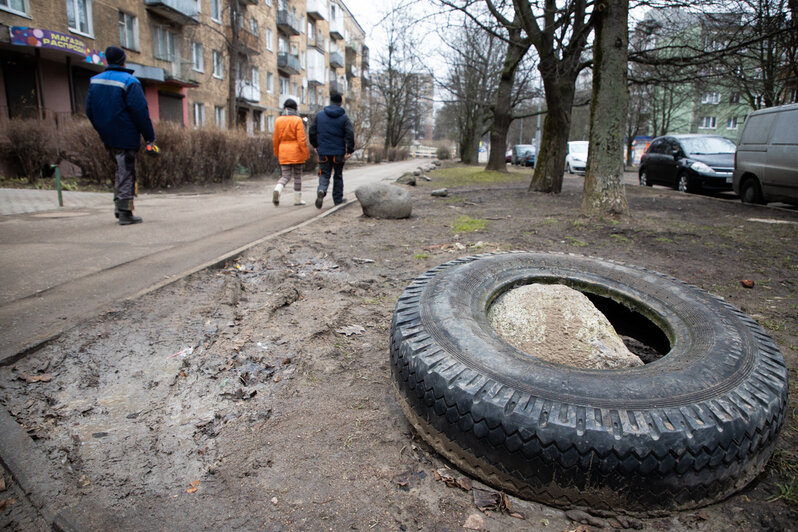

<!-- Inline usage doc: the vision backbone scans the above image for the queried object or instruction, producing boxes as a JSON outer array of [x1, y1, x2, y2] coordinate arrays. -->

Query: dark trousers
[[108, 148, 137, 210], [317, 155, 345, 205]]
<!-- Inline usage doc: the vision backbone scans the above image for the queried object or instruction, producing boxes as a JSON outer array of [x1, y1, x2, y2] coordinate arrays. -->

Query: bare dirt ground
[[2, 166, 797, 531]]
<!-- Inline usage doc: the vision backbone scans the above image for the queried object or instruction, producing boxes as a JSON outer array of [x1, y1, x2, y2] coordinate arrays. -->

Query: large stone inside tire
[[389, 252, 788, 513]]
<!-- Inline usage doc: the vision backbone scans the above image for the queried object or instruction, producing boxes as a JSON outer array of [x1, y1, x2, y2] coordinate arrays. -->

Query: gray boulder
[[487, 284, 643, 369], [355, 183, 412, 219], [431, 188, 448, 197], [396, 172, 416, 186]]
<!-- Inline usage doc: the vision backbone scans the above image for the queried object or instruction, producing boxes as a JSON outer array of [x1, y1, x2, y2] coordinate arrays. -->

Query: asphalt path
[[0, 160, 422, 364]]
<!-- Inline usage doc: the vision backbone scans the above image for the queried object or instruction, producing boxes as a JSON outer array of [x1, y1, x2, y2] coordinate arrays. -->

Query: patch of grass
[[610, 234, 632, 245], [452, 216, 487, 233], [763, 319, 786, 332], [565, 236, 589, 247], [768, 480, 798, 504], [654, 237, 675, 243], [413, 253, 430, 260], [361, 295, 385, 305], [422, 164, 527, 188], [543, 218, 558, 227], [572, 220, 587, 229]]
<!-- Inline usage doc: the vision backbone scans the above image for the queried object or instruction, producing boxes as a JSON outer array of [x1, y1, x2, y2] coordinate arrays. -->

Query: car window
[[648, 139, 665, 154], [740, 113, 776, 144], [771, 110, 798, 144], [680, 136, 736, 155], [569, 141, 589, 155]]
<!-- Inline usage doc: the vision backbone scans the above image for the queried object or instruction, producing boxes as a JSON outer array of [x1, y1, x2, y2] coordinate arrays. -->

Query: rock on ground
[[354, 183, 412, 219], [487, 283, 644, 369]]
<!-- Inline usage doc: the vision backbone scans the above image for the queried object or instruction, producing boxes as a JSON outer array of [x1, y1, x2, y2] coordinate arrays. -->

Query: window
[[265, 0, 272, 6], [267, 72, 274, 94], [153, 26, 175, 61], [698, 116, 717, 129], [278, 37, 288, 54], [214, 106, 225, 128], [191, 41, 204, 72], [726, 116, 739, 130], [279, 76, 289, 95], [251, 67, 260, 91], [701, 92, 721, 104], [301, 51, 306, 70], [250, 18, 258, 36], [266, 29, 273, 52], [213, 50, 224, 79], [1, 0, 28, 16], [212, 50, 223, 79], [253, 110, 264, 132], [301, 85, 305, 103], [118, 11, 138, 50], [210, 0, 221, 22], [67, 0, 93, 36], [268, 115, 275, 133], [729, 92, 740, 104], [193, 103, 205, 127]]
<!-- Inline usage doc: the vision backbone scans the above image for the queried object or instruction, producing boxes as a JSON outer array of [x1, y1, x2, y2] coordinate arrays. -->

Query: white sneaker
[[273, 183, 284, 206], [294, 191, 306, 205]]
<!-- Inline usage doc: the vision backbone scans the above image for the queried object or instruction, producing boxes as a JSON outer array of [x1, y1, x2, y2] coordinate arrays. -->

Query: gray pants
[[108, 148, 137, 210]]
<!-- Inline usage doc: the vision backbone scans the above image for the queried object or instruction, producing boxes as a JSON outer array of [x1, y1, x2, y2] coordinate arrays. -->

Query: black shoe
[[315, 190, 324, 209], [118, 210, 142, 225]]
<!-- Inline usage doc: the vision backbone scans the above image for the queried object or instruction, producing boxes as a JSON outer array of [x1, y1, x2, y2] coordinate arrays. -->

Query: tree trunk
[[485, 28, 529, 171], [529, 72, 575, 194], [581, 0, 630, 216]]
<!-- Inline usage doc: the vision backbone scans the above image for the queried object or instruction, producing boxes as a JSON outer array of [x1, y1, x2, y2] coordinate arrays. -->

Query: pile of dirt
[[1, 173, 796, 531]]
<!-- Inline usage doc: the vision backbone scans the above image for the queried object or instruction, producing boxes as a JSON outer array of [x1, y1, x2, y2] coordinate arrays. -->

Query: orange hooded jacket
[[273, 114, 310, 165]]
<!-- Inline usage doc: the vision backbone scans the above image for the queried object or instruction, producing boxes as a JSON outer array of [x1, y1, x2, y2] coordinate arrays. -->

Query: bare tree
[[581, 0, 629, 216], [437, 18, 504, 163], [372, 5, 427, 152]]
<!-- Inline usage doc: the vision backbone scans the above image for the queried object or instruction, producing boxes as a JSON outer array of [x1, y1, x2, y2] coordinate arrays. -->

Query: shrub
[[4, 119, 59, 182], [368, 147, 384, 163], [59, 118, 115, 186], [239, 135, 280, 177], [436, 146, 451, 160]]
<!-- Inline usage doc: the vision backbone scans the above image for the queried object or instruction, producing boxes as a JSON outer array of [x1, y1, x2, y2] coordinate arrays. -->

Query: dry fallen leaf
[[19, 373, 52, 383], [462, 513, 484, 530], [189, 480, 201, 488], [741, 279, 755, 288], [186, 487, 198, 494]]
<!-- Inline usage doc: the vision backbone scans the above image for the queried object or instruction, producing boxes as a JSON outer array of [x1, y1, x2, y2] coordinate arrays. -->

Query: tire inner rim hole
[[488, 282, 670, 366]]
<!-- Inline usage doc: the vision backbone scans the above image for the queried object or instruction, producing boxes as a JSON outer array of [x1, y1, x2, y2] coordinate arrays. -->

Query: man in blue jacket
[[86, 46, 156, 225], [309, 92, 355, 208]]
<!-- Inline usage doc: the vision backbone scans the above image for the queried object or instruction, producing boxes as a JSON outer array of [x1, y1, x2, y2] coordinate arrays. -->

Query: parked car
[[511, 144, 536, 166], [521, 149, 535, 167], [505, 148, 512, 163], [638, 134, 736, 193], [565, 141, 589, 174], [733, 103, 798, 205]]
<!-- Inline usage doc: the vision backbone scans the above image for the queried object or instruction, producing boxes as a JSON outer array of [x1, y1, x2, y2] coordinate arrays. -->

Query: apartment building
[[0, 0, 369, 134]]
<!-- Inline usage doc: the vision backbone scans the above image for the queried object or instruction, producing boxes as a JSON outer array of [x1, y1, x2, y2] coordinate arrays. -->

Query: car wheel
[[677, 172, 694, 193], [566, 163, 572, 174], [390, 252, 788, 513], [741, 177, 766, 205], [639, 169, 652, 187]]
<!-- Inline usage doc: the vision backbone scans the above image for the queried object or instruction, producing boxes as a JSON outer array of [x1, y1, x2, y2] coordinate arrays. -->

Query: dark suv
[[638, 134, 736, 193]]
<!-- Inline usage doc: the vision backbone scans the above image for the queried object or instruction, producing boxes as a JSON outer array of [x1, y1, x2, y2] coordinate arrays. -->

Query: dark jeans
[[317, 155, 345, 205], [108, 148, 137, 209]]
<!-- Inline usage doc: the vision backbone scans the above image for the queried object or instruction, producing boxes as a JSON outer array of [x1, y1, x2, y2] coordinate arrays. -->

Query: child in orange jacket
[[272, 99, 310, 206]]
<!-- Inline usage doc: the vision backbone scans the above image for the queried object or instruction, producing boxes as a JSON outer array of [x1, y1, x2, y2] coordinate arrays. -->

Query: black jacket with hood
[[309, 105, 355, 156]]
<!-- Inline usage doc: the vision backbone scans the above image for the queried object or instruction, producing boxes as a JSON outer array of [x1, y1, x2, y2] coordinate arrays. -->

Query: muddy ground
[[1, 167, 797, 531]]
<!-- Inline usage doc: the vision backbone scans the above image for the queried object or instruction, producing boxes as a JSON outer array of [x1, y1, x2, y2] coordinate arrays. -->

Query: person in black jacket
[[86, 46, 156, 225], [308, 92, 355, 208]]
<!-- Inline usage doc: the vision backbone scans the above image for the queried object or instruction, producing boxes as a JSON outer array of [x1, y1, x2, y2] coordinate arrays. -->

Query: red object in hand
[[145, 142, 161, 155]]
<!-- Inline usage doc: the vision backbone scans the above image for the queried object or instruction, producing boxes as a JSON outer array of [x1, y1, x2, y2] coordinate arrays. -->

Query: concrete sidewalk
[[0, 188, 112, 216]]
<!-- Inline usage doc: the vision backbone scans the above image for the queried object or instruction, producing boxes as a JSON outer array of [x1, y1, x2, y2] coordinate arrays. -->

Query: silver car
[[733, 103, 798, 205]]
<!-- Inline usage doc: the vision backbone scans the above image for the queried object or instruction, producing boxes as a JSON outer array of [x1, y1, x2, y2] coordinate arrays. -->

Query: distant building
[[0, 0, 370, 133]]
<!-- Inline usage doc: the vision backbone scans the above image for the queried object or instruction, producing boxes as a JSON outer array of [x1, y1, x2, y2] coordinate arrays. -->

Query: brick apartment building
[[0, 0, 369, 134]]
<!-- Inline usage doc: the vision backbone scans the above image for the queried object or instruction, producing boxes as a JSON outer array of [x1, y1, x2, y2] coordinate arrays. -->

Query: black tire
[[741, 177, 766, 205], [390, 252, 788, 513], [677, 172, 694, 193], [639, 168, 652, 187]]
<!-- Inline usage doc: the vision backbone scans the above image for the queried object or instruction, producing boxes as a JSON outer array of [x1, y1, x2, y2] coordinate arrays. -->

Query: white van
[[733, 103, 798, 205]]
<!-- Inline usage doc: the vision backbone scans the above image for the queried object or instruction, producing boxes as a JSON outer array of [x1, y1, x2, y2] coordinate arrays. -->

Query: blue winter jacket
[[309, 105, 355, 156], [85, 66, 155, 150]]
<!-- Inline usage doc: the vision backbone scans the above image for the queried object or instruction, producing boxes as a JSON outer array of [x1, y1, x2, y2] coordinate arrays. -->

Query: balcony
[[346, 64, 358, 79], [165, 62, 200, 87], [277, 53, 301, 75], [306, 0, 326, 20], [329, 51, 344, 69], [145, 0, 199, 25], [236, 79, 260, 103], [329, 16, 344, 40], [329, 80, 345, 96], [277, 10, 301, 36], [225, 26, 261, 55], [361, 45, 369, 68], [345, 41, 357, 62], [307, 48, 325, 85]]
